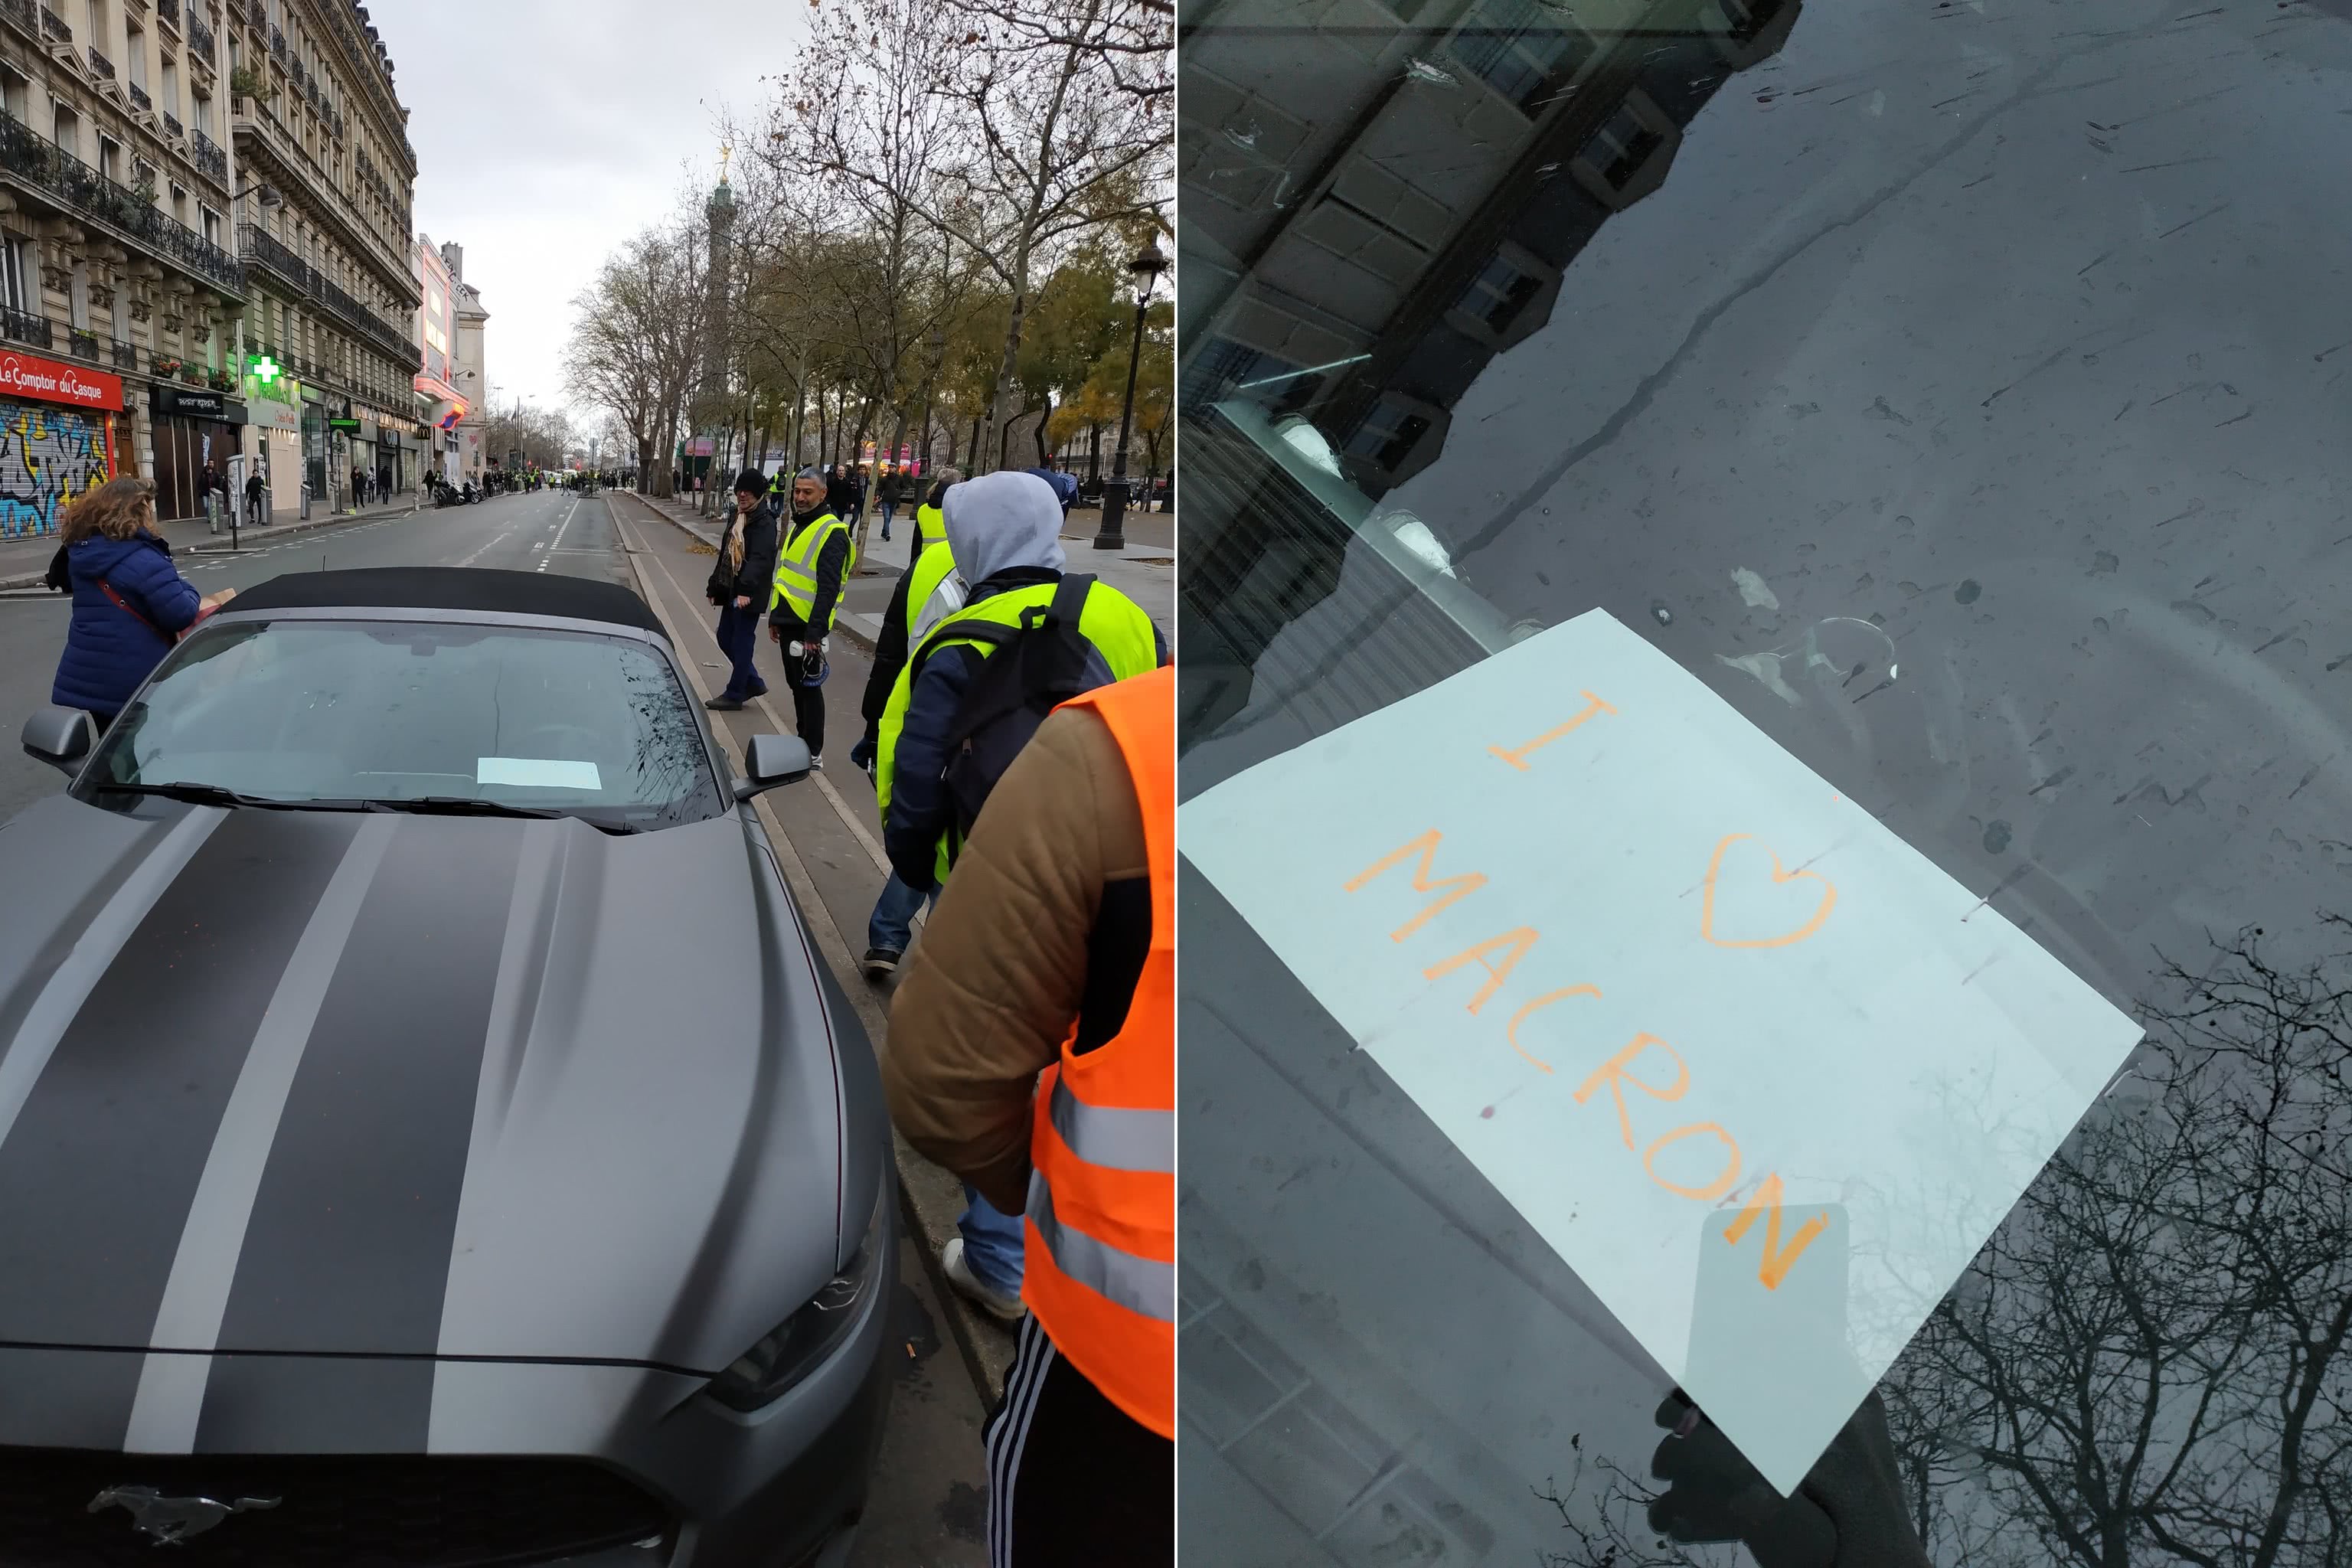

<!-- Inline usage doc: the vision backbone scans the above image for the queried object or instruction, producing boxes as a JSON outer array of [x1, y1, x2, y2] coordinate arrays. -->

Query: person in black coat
[[705, 468, 780, 711]]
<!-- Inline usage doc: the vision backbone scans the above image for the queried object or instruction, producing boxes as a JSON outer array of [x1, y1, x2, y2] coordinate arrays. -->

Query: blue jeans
[[959, 1184, 1024, 1296], [714, 603, 765, 701], [867, 873, 935, 955], [877, 501, 897, 538]]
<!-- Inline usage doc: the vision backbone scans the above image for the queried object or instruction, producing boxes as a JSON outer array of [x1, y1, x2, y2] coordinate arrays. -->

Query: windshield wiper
[[95, 782, 364, 812], [368, 796, 570, 820], [366, 798, 642, 835]]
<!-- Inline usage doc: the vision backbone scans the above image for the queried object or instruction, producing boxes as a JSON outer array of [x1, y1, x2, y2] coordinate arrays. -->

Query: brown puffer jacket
[[882, 704, 1149, 1216]]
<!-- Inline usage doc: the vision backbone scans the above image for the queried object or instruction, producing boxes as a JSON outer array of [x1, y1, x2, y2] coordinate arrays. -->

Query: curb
[[608, 488, 1012, 1406]]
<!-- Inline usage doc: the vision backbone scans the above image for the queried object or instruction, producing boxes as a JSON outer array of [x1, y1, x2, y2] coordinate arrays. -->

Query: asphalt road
[[0, 488, 991, 1567]]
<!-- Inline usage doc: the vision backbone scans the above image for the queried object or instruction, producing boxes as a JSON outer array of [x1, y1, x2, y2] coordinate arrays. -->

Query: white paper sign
[[1180, 608, 2143, 1495], [478, 757, 602, 792]]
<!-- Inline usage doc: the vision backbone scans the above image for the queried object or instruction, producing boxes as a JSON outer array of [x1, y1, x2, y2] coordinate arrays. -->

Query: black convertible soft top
[[224, 567, 667, 639]]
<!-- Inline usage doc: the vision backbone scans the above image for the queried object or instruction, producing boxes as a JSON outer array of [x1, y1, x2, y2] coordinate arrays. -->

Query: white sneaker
[[941, 1237, 1024, 1322]]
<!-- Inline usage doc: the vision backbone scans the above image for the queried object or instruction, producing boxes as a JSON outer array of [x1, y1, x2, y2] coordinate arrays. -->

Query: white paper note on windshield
[[479, 757, 601, 792], [1180, 607, 2143, 1496]]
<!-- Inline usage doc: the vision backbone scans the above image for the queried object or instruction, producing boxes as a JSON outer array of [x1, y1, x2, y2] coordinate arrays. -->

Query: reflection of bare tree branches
[[1900, 917, 2352, 1568], [1532, 920, 2352, 1568], [1533, 1443, 1733, 1568]]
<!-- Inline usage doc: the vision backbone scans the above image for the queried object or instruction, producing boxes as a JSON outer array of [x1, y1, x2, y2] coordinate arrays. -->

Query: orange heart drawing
[[1700, 834, 1837, 949]]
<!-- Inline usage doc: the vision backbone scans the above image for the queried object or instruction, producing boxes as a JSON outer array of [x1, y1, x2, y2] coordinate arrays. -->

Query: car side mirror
[[21, 706, 95, 775], [734, 733, 812, 800]]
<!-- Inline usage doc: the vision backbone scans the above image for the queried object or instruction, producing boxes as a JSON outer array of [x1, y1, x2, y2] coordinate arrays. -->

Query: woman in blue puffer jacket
[[51, 476, 235, 727]]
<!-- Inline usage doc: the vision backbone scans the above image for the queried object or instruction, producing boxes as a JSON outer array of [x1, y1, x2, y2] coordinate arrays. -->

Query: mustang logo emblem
[[88, 1486, 280, 1544]]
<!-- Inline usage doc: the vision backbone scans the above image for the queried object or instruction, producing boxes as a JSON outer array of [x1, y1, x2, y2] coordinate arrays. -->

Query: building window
[[1451, 0, 1592, 116], [161, 60, 178, 122], [1569, 90, 1679, 207], [201, 206, 219, 247], [126, 26, 145, 87], [191, 89, 211, 136], [1585, 100, 1665, 192], [52, 103, 77, 161], [0, 64, 27, 125], [1, 234, 29, 314], [1450, 244, 1554, 347], [1344, 398, 1432, 472]]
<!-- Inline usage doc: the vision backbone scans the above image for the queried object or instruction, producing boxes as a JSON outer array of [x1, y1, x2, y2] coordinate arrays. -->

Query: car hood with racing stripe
[[0, 796, 856, 1388]]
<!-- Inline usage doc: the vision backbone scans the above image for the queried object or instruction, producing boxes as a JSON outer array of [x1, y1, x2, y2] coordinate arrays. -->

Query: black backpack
[[912, 573, 1103, 865]]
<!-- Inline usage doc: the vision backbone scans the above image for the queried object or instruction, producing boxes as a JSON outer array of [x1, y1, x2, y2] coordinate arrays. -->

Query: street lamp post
[[1094, 241, 1169, 552], [917, 325, 946, 482]]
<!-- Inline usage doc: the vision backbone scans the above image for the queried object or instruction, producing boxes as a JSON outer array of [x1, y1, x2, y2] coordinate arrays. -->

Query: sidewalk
[[0, 493, 426, 589], [630, 492, 1174, 651]]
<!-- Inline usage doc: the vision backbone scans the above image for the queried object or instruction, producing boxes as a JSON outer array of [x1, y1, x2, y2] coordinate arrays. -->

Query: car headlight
[[707, 1184, 889, 1412]]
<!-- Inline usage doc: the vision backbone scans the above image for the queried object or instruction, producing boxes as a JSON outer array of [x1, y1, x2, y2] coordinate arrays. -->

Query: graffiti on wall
[[0, 405, 114, 537]]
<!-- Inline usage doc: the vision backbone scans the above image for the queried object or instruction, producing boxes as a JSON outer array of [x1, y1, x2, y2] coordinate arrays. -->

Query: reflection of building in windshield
[[1178, 0, 1798, 746], [1181, 0, 1797, 495]]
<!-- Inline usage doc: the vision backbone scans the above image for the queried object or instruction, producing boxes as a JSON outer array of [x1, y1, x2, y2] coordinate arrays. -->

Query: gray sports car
[[0, 568, 894, 1566]]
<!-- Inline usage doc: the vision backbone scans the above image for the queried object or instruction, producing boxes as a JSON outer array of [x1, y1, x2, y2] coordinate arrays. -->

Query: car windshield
[[1177, 0, 2352, 1563], [80, 617, 724, 831]]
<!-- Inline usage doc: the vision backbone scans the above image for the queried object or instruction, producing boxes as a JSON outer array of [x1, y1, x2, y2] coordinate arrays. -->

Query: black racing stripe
[[205, 820, 522, 1447], [0, 810, 364, 1358], [192, 1355, 430, 1454], [1073, 874, 1150, 1056]]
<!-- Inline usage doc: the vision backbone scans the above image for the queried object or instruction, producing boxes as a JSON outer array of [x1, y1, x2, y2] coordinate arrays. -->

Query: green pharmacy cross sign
[[247, 353, 283, 387]]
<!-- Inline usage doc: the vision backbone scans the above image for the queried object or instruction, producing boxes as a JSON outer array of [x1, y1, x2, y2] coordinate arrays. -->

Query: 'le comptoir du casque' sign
[[0, 351, 123, 412]]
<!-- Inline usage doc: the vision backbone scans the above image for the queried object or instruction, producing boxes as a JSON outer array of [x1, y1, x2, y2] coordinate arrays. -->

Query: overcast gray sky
[[371, 1, 812, 426]]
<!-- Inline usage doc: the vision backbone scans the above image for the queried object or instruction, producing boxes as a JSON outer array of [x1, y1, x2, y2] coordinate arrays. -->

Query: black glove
[[801, 642, 825, 682], [848, 727, 878, 777], [1646, 1390, 1929, 1568]]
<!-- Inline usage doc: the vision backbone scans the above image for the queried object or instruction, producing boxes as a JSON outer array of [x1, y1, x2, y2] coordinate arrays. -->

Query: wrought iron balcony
[[67, 325, 99, 359], [162, 110, 182, 139], [0, 0, 35, 39], [39, 6, 67, 45], [269, 24, 284, 62], [155, 0, 177, 31], [129, 82, 151, 112], [87, 44, 113, 77], [237, 221, 307, 289], [189, 129, 226, 181], [187, 13, 214, 61], [0, 112, 245, 297], [0, 306, 51, 351], [109, 337, 136, 371]]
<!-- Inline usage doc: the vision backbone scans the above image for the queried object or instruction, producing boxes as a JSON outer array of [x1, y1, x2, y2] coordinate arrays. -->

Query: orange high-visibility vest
[[1021, 665, 1174, 1439]]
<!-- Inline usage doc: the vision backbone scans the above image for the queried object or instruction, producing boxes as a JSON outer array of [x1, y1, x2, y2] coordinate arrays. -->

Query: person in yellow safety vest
[[912, 474, 950, 553], [851, 468, 967, 980], [764, 466, 854, 767], [874, 469, 1166, 899]]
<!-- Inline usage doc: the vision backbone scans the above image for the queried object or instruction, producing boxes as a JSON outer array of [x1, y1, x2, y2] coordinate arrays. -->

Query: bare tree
[[762, 0, 975, 535], [563, 212, 710, 497], [936, 0, 1170, 470]]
